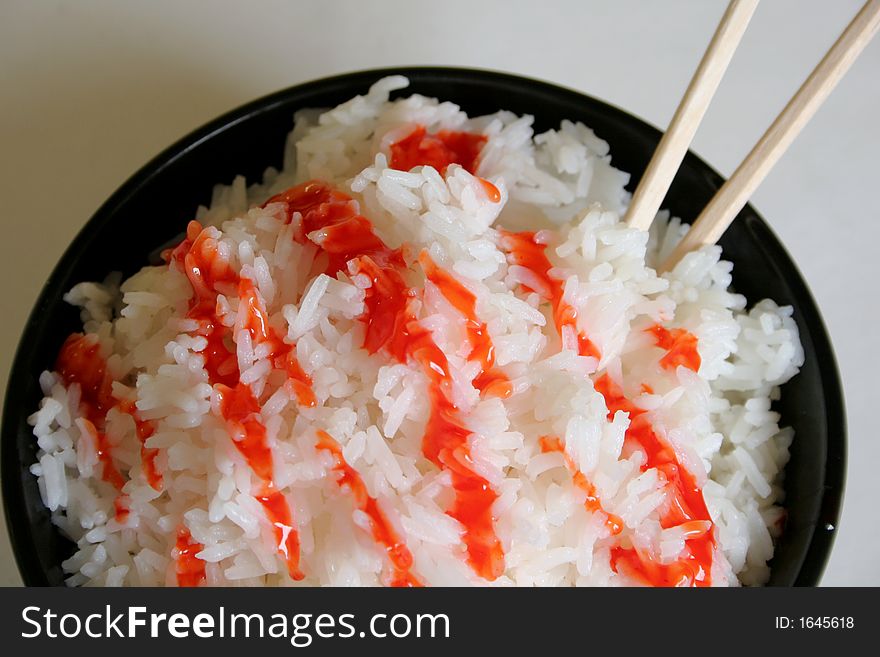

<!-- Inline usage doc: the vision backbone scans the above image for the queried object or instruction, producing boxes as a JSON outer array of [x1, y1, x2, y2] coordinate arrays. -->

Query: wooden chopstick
[[660, 0, 880, 272], [625, 0, 759, 232]]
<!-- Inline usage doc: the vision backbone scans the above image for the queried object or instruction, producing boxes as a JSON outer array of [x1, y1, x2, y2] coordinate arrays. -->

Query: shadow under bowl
[[1, 67, 846, 586]]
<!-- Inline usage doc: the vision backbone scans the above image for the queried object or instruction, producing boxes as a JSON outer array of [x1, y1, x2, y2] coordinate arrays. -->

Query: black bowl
[[1, 67, 845, 586]]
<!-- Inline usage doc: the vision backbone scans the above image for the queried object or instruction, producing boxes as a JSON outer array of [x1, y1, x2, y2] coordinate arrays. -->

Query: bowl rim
[[1, 66, 846, 586]]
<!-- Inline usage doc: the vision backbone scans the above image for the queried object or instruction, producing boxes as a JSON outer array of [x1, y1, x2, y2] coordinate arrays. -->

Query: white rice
[[29, 76, 803, 587]]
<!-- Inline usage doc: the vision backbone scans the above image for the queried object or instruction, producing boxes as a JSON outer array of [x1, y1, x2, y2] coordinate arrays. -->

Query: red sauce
[[316, 430, 422, 587], [169, 220, 318, 404], [216, 381, 304, 581], [265, 180, 505, 580], [197, 318, 240, 389], [419, 252, 511, 399], [168, 223, 241, 388], [647, 324, 701, 372], [113, 495, 130, 523], [499, 230, 601, 360], [175, 526, 206, 587], [610, 545, 705, 588], [255, 489, 304, 581], [77, 419, 126, 491], [116, 400, 162, 491], [539, 436, 622, 535], [175, 221, 239, 301], [263, 182, 410, 360], [389, 125, 487, 174], [217, 383, 274, 481], [49, 226, 297, 584], [428, 391, 504, 580], [55, 333, 114, 421], [237, 278, 316, 408], [478, 178, 501, 203], [55, 335, 128, 494], [264, 181, 353, 232], [281, 353, 316, 407], [594, 373, 714, 587], [306, 214, 403, 275], [55, 333, 168, 505], [409, 325, 504, 580], [166, 218, 317, 580], [353, 256, 415, 361]]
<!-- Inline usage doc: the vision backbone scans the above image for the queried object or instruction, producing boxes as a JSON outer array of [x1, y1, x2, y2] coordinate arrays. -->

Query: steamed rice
[[28, 76, 803, 587]]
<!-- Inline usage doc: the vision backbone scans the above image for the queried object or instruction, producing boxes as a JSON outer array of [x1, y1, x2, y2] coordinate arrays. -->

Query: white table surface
[[1, 0, 877, 586]]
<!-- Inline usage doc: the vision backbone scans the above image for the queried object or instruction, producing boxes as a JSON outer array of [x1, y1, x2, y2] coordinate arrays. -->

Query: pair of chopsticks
[[623, 0, 880, 272]]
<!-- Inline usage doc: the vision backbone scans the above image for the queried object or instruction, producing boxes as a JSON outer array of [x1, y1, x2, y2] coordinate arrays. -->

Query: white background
[[1, 0, 877, 586]]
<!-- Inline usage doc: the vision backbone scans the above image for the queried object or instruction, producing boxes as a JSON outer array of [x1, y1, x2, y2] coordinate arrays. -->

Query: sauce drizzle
[[238, 278, 316, 407], [404, 323, 504, 580], [55, 335, 128, 512], [168, 221, 314, 580], [113, 495, 130, 524], [117, 400, 162, 491], [595, 373, 714, 587], [539, 435, 622, 535], [264, 181, 506, 580], [647, 324, 701, 373], [263, 182, 409, 359], [169, 221, 240, 388], [419, 252, 511, 398], [389, 125, 487, 174], [175, 526, 206, 587], [478, 178, 501, 203], [56, 335, 167, 521], [316, 430, 422, 587], [216, 382, 304, 581], [424, 383, 504, 580], [499, 230, 600, 360], [386, 125, 499, 202]]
